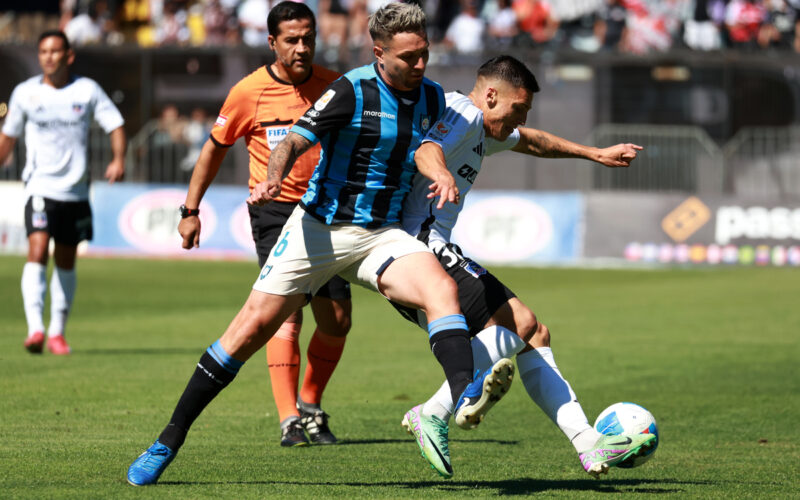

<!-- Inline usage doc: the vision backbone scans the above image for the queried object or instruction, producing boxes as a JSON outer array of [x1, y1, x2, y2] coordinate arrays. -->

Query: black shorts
[[390, 242, 517, 335], [248, 201, 351, 300], [24, 196, 93, 245]]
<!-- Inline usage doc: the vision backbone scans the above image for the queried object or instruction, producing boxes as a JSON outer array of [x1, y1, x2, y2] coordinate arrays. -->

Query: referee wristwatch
[[179, 204, 199, 218]]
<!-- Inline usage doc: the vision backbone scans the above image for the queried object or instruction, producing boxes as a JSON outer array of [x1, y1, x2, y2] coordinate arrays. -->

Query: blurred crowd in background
[[2, 0, 800, 60]]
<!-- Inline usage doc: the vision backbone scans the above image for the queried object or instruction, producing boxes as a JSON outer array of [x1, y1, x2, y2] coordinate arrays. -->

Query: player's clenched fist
[[247, 179, 282, 206], [178, 216, 201, 249]]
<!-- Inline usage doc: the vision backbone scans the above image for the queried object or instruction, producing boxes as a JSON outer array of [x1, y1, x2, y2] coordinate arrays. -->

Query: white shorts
[[252, 205, 431, 296]]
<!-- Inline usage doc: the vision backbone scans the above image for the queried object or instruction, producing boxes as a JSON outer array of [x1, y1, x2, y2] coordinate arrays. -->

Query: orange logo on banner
[[661, 197, 711, 243]]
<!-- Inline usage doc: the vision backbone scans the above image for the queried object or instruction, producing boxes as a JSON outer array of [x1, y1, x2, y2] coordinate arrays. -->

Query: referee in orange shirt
[[177, 1, 349, 448]]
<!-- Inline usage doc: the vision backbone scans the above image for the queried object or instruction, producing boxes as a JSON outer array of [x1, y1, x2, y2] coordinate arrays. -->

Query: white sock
[[422, 325, 526, 420], [48, 266, 76, 338], [21, 262, 47, 336], [517, 347, 600, 452]]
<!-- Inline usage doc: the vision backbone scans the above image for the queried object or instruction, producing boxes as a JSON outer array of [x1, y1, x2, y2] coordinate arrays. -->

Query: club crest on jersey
[[214, 114, 228, 127], [72, 103, 84, 113], [420, 116, 431, 132], [265, 126, 290, 149], [314, 89, 336, 111]]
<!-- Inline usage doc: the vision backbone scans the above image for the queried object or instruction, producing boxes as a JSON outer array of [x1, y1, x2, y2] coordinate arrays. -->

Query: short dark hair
[[477, 56, 540, 94], [267, 1, 316, 37], [38, 30, 71, 51]]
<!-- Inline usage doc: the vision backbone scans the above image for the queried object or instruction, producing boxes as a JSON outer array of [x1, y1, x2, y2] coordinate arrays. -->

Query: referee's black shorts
[[24, 196, 93, 246], [248, 201, 351, 301]]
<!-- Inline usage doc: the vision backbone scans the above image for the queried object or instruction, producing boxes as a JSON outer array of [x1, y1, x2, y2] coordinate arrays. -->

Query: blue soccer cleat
[[453, 358, 514, 430], [127, 440, 176, 486]]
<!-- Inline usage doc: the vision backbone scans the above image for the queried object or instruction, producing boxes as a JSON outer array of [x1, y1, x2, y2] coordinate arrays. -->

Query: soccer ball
[[594, 402, 659, 468]]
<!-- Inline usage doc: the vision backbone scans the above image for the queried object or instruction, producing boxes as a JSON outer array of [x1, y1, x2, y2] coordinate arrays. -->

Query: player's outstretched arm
[[104, 126, 127, 183], [512, 127, 642, 168], [248, 131, 312, 206], [0, 133, 17, 167], [414, 142, 460, 209], [178, 138, 230, 249]]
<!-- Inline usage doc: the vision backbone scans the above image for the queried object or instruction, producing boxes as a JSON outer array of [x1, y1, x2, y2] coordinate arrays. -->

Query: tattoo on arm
[[531, 130, 559, 157], [268, 132, 313, 181], [521, 128, 582, 159]]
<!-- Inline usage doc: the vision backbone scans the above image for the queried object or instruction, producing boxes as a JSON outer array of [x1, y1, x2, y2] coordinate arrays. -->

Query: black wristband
[[179, 204, 200, 218]]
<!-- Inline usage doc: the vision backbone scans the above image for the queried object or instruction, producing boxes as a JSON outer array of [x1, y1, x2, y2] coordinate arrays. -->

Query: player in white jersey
[[0, 31, 126, 355], [395, 56, 655, 479]]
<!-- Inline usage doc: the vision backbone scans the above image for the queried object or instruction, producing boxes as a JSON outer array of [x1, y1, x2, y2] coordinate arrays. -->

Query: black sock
[[430, 330, 474, 406], [158, 345, 241, 451]]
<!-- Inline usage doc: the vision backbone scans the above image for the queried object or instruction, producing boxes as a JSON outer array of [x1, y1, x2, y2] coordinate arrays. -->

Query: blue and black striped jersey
[[291, 63, 445, 228]]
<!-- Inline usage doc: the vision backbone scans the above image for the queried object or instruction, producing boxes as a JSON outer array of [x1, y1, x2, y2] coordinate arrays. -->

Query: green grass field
[[1, 255, 798, 499]]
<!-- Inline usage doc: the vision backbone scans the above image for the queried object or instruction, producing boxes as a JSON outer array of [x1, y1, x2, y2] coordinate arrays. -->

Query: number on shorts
[[274, 231, 290, 257], [438, 243, 464, 269]]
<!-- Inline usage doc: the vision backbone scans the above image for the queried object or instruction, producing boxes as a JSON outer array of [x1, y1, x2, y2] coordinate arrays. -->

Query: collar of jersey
[[266, 64, 313, 87], [372, 62, 421, 102]]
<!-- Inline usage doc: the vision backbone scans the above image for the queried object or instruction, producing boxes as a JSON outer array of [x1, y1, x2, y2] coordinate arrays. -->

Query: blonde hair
[[368, 2, 427, 45]]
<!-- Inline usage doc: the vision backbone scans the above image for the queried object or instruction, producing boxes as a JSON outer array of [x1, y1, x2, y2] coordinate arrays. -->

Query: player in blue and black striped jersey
[[127, 3, 512, 486], [290, 61, 445, 228]]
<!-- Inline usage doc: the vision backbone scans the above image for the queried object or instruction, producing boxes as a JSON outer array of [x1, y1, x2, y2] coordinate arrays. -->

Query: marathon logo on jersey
[[428, 121, 451, 141], [214, 114, 228, 128], [314, 89, 336, 111], [266, 126, 290, 149], [363, 109, 396, 120]]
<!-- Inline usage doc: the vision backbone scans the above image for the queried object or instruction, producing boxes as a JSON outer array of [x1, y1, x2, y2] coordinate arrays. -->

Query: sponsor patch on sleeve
[[314, 89, 336, 111], [428, 121, 451, 141], [214, 114, 228, 127]]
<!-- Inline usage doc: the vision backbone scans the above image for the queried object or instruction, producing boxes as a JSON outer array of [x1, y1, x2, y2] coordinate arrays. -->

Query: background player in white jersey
[[0, 31, 126, 356], [395, 56, 655, 479]]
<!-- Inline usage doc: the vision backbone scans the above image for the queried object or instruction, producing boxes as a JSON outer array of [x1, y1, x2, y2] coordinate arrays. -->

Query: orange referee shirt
[[210, 64, 341, 202]]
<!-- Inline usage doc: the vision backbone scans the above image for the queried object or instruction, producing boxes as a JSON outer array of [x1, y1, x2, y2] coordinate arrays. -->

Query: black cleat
[[280, 419, 309, 447], [299, 408, 338, 444]]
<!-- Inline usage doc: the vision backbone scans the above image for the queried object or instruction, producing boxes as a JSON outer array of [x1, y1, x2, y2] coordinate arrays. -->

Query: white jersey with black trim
[[402, 91, 520, 250], [2, 75, 124, 201]]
